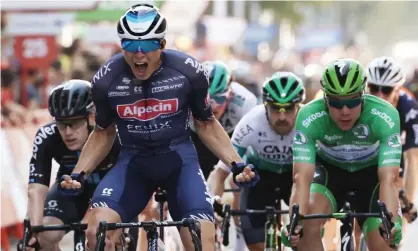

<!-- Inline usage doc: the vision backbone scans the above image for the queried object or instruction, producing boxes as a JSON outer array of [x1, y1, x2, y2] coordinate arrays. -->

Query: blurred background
[[1, 0, 418, 250]]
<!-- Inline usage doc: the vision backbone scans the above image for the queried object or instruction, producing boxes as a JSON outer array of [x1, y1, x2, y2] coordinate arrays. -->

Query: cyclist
[[23, 80, 121, 250], [228, 59, 261, 99], [287, 58, 402, 251], [190, 60, 258, 179], [208, 72, 305, 251], [58, 4, 259, 251], [367, 56, 418, 222]]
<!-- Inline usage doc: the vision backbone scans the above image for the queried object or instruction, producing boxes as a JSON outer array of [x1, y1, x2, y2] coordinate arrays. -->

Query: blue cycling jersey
[[91, 50, 213, 153], [90, 49, 214, 223]]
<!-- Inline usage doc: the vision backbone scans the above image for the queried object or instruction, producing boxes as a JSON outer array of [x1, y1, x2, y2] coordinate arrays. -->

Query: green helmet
[[203, 61, 231, 96], [262, 72, 305, 104], [321, 58, 367, 96]]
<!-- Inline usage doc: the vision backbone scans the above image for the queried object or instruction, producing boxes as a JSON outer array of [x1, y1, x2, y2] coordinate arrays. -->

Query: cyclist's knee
[[181, 219, 215, 250], [247, 243, 264, 251], [39, 217, 65, 245], [86, 207, 122, 249], [364, 229, 394, 251]]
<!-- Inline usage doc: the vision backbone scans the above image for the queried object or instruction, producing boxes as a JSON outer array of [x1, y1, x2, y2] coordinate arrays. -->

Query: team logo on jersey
[[294, 130, 308, 145], [387, 133, 402, 148], [353, 124, 369, 139], [117, 98, 178, 121]]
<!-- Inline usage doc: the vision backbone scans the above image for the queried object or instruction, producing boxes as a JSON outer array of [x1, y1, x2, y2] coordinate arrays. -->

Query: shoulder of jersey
[[399, 90, 418, 108], [162, 49, 203, 75], [363, 94, 398, 113], [34, 122, 60, 144], [92, 53, 127, 85], [231, 82, 257, 100], [245, 104, 265, 119]]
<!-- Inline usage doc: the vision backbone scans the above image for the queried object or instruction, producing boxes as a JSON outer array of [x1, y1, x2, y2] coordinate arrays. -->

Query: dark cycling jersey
[[29, 121, 120, 224], [397, 90, 418, 151], [92, 50, 212, 154], [90, 50, 214, 223], [29, 122, 120, 186]]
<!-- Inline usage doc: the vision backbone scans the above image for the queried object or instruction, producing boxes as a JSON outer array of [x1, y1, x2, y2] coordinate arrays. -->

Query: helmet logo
[[336, 61, 349, 75]]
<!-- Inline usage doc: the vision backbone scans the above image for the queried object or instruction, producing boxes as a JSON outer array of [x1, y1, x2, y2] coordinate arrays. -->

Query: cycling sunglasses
[[368, 84, 394, 95], [265, 102, 297, 113], [325, 96, 363, 109], [121, 39, 161, 53], [210, 91, 230, 105], [56, 117, 87, 131]]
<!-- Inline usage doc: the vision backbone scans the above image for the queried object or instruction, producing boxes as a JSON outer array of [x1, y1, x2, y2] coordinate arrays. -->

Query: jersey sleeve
[[91, 63, 117, 129], [29, 124, 56, 186], [403, 100, 418, 150], [184, 58, 213, 121], [292, 106, 319, 164], [376, 108, 402, 167]]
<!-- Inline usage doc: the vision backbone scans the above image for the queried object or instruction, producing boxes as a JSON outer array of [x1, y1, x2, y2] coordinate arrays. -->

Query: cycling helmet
[[204, 61, 231, 96], [117, 4, 167, 40], [367, 56, 405, 87], [48, 80, 93, 119], [321, 58, 367, 96], [262, 72, 305, 104]]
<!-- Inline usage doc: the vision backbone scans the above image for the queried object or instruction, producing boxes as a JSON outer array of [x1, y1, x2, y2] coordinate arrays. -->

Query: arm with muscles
[[376, 112, 403, 244]]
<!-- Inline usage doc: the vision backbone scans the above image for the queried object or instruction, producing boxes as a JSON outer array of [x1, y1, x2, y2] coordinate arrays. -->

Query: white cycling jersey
[[190, 82, 257, 133], [215, 104, 295, 173]]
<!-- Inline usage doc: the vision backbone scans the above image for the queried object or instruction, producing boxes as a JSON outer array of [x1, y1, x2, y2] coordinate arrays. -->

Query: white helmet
[[367, 56, 405, 86], [117, 4, 167, 41]]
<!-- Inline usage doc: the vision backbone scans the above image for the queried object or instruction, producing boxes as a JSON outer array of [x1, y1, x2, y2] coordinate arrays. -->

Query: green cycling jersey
[[293, 94, 402, 171]]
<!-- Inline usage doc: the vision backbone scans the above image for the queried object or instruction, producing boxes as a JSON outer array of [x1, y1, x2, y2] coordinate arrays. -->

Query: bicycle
[[94, 217, 202, 251], [216, 188, 289, 250], [19, 217, 134, 251], [288, 199, 394, 251]]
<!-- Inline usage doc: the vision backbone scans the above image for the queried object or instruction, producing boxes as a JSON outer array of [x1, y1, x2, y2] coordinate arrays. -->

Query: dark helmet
[[48, 79, 93, 119]]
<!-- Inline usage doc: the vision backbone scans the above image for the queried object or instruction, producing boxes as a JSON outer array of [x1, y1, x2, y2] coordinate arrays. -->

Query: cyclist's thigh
[[165, 142, 214, 222], [90, 150, 155, 223], [42, 182, 79, 241], [239, 171, 279, 245], [310, 158, 343, 214], [44, 182, 80, 224]]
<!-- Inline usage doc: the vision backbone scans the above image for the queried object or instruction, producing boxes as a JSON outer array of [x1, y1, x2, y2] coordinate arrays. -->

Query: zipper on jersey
[[143, 82, 152, 141]]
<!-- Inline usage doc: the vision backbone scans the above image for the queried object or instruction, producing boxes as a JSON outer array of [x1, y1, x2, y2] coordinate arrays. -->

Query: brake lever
[[288, 204, 300, 242], [377, 200, 393, 240], [221, 204, 231, 246]]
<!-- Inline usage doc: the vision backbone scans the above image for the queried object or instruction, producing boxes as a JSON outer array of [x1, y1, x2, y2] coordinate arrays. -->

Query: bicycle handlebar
[[21, 218, 87, 251], [288, 200, 393, 241], [96, 218, 202, 251]]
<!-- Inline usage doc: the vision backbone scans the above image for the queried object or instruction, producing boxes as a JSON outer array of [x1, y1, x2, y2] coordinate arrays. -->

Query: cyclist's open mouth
[[134, 62, 148, 76]]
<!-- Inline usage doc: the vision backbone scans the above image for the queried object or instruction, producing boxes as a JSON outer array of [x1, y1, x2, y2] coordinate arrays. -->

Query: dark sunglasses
[[325, 96, 363, 109], [121, 39, 161, 53], [56, 117, 87, 131], [368, 84, 394, 95], [210, 91, 231, 105]]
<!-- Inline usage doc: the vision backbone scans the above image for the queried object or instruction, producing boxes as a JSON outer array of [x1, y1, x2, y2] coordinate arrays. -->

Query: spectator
[[26, 68, 45, 110], [1, 68, 27, 127]]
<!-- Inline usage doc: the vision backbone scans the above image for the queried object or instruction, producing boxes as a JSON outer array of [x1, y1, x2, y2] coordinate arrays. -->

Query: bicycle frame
[[94, 218, 202, 251], [288, 200, 393, 251]]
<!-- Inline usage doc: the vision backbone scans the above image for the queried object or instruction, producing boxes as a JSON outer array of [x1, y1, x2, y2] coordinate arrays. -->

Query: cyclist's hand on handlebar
[[281, 224, 303, 248], [18, 236, 39, 251], [379, 220, 402, 248]]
